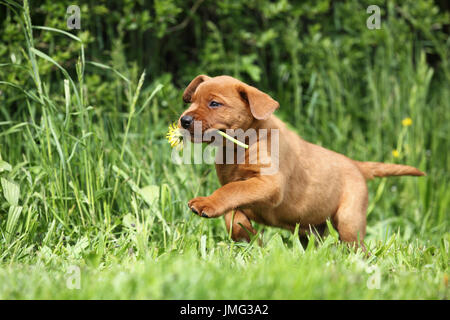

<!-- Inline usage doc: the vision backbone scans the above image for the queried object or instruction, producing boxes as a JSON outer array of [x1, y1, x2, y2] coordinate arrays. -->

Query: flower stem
[[217, 130, 249, 149]]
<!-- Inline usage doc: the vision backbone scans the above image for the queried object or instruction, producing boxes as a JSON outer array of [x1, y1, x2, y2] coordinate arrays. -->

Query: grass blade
[[1, 178, 20, 206]]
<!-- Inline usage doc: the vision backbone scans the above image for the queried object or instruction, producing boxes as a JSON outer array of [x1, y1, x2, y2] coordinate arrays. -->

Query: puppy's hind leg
[[332, 177, 369, 251], [224, 210, 256, 242]]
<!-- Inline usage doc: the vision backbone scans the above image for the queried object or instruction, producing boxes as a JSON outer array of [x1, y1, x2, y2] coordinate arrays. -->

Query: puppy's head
[[178, 75, 279, 139]]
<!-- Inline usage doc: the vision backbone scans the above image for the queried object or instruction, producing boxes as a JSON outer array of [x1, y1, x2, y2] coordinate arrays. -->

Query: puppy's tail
[[353, 161, 425, 180]]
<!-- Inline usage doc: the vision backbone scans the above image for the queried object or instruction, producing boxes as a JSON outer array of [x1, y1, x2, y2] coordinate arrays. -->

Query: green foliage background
[[0, 0, 448, 299]]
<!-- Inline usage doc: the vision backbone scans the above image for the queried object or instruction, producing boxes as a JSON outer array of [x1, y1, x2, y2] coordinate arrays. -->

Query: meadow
[[0, 0, 448, 299]]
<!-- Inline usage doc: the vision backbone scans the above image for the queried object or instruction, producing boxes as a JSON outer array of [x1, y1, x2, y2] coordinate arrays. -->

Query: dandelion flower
[[392, 149, 399, 158], [402, 117, 412, 127], [166, 122, 184, 150]]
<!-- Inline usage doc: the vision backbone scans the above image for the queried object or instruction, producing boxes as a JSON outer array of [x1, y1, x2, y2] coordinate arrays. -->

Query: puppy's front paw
[[188, 196, 223, 218]]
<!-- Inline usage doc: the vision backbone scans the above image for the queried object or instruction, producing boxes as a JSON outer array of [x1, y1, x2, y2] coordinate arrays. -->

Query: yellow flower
[[166, 122, 183, 150], [392, 150, 399, 158], [402, 117, 412, 126]]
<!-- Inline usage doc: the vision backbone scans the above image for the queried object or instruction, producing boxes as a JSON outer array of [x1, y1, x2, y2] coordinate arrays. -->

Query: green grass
[[0, 235, 448, 299], [0, 1, 448, 299]]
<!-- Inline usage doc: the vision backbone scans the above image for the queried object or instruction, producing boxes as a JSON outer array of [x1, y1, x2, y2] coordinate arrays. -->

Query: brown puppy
[[178, 75, 425, 247]]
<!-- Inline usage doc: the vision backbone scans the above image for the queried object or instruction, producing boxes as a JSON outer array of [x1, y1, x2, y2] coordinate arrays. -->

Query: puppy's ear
[[182, 75, 211, 103], [238, 84, 279, 120]]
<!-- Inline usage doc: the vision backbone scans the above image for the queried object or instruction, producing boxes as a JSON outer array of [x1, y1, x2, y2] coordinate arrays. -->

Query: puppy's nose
[[180, 115, 193, 129]]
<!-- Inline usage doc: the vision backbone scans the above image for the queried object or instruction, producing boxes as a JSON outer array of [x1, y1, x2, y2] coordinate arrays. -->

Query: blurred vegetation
[[2, 0, 449, 106], [0, 0, 448, 299]]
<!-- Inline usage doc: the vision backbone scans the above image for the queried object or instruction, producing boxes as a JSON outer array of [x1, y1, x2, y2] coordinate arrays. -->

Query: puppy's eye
[[209, 101, 222, 108]]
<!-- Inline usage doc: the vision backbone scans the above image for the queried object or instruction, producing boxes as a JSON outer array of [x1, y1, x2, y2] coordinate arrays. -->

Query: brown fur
[[179, 75, 425, 248]]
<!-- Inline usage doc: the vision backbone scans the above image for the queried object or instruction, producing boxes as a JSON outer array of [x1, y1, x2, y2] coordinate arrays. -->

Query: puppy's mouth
[[204, 127, 226, 135], [185, 124, 230, 144]]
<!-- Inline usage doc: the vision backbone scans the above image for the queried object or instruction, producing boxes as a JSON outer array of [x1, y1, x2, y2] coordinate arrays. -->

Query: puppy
[[178, 75, 425, 247]]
